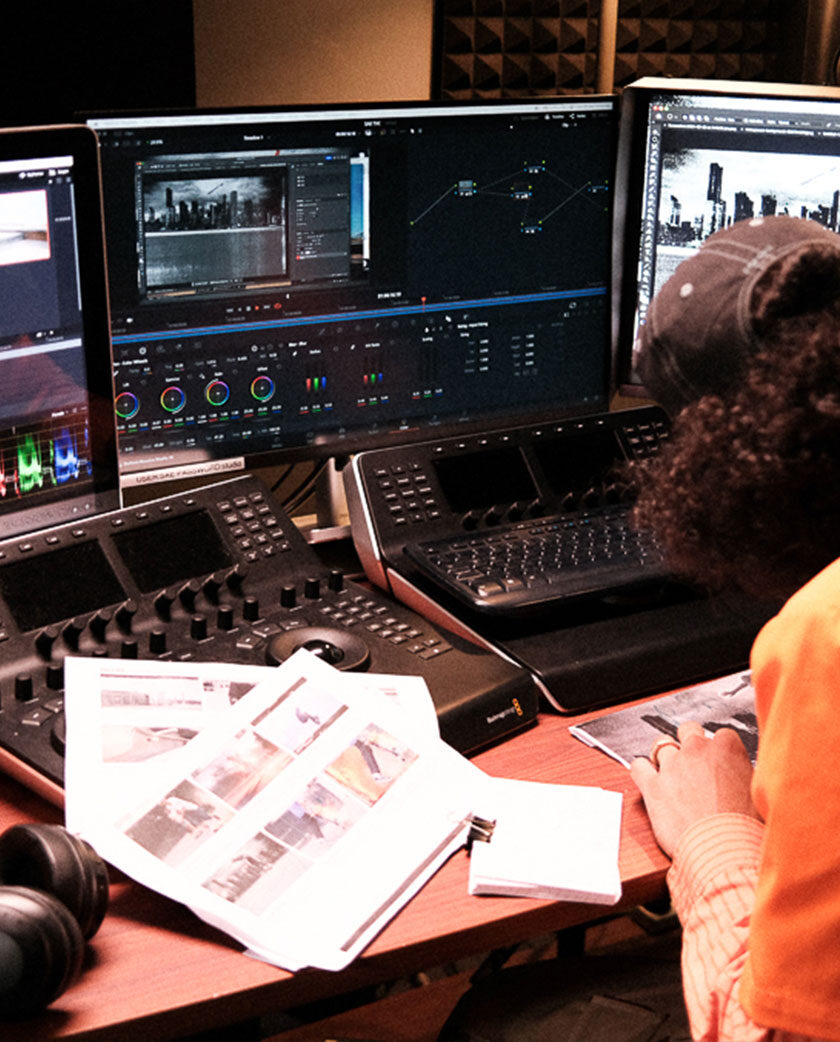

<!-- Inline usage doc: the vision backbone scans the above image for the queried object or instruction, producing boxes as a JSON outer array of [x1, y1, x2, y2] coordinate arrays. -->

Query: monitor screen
[[613, 77, 840, 398], [86, 98, 616, 487], [0, 125, 120, 540]]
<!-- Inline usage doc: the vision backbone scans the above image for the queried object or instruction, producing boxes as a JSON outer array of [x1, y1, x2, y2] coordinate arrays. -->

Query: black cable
[[281, 459, 330, 515], [269, 464, 296, 494]]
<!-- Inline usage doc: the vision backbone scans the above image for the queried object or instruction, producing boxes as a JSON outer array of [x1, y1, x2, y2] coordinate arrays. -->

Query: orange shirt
[[667, 560, 840, 1041], [740, 559, 840, 1038]]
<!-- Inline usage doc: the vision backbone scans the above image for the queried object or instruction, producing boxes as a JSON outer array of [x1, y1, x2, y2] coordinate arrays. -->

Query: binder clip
[[467, 815, 496, 854]]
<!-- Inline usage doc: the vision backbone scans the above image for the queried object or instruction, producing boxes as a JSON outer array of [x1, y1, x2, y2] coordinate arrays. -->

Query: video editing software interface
[[617, 81, 840, 391], [87, 98, 616, 486], [0, 133, 119, 540]]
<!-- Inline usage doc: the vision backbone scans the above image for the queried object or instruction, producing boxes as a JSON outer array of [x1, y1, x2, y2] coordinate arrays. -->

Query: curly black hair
[[632, 242, 840, 602]]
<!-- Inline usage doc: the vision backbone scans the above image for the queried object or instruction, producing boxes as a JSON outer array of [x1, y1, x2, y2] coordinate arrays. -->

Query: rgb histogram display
[[0, 417, 92, 501]]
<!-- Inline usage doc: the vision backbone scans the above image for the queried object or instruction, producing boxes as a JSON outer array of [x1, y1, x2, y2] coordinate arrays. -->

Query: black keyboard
[[403, 505, 669, 615]]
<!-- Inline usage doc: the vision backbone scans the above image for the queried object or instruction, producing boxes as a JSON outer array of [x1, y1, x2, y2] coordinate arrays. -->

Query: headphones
[[0, 823, 109, 1020]]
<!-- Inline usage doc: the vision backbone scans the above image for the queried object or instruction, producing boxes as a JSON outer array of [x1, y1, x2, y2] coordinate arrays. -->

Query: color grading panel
[[0, 474, 536, 798]]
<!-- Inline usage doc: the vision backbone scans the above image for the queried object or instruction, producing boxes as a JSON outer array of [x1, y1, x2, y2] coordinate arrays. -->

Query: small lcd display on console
[[112, 510, 233, 593], [0, 541, 126, 632], [532, 428, 624, 494], [432, 446, 537, 511]]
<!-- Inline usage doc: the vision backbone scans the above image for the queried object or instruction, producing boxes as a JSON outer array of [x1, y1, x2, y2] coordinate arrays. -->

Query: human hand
[[629, 722, 760, 858]]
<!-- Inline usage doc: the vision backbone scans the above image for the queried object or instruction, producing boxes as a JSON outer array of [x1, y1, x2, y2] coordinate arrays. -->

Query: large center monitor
[[613, 77, 840, 398], [86, 97, 616, 488]]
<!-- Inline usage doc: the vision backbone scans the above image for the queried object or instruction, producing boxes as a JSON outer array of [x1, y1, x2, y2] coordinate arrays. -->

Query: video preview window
[[137, 157, 289, 301], [134, 147, 367, 304], [0, 189, 50, 265]]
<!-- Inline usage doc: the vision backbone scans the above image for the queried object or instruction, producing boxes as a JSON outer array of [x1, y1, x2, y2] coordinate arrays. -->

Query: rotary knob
[[14, 675, 34, 702], [190, 615, 208, 641], [116, 599, 138, 632], [149, 629, 167, 655], [35, 626, 59, 659], [179, 579, 201, 611]]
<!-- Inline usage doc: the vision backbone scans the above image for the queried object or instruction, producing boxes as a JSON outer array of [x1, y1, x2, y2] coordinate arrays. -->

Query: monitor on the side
[[86, 97, 616, 488], [613, 77, 840, 399], [0, 124, 120, 539]]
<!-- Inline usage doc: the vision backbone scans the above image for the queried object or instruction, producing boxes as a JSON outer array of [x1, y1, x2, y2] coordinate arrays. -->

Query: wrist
[[667, 813, 764, 922]]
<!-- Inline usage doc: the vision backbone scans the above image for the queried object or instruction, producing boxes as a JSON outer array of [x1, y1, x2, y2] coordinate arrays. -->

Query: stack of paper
[[468, 777, 622, 904]]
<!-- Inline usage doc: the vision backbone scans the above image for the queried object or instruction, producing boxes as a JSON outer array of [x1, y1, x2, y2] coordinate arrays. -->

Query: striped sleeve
[[667, 813, 770, 1042], [667, 814, 833, 1042]]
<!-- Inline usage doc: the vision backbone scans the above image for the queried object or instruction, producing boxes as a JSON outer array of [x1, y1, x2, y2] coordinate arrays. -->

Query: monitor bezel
[[0, 123, 120, 539]]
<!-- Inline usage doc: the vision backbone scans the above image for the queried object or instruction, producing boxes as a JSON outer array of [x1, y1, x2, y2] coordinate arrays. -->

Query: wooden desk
[[0, 707, 669, 1042]]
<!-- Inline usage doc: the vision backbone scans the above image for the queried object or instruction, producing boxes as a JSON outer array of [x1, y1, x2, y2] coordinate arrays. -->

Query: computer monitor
[[613, 77, 840, 399], [85, 97, 616, 488], [0, 124, 120, 540]]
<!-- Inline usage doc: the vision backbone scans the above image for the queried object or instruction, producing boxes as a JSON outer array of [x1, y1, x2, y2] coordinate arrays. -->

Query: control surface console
[[0, 475, 536, 797]]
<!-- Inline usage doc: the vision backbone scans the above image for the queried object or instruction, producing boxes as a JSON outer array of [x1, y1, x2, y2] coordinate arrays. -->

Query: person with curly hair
[[630, 214, 840, 1042]]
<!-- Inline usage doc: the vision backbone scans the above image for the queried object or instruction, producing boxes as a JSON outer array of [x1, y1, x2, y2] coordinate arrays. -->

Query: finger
[[710, 726, 752, 761], [629, 755, 657, 792], [649, 736, 680, 769], [677, 720, 706, 744]]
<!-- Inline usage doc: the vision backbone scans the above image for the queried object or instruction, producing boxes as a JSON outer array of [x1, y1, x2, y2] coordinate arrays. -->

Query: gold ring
[[650, 737, 681, 769]]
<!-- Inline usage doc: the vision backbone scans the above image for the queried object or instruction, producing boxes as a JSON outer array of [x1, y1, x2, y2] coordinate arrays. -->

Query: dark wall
[[4, 3, 195, 126]]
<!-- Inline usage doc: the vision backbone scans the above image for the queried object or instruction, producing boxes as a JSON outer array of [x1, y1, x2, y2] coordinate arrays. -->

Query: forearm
[[668, 813, 768, 1041]]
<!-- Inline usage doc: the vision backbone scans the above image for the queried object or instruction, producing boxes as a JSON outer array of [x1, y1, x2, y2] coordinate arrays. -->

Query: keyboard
[[403, 504, 669, 616]]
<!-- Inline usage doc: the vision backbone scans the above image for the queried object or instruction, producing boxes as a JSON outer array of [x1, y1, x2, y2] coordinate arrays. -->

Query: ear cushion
[[0, 825, 109, 939], [0, 885, 85, 1020]]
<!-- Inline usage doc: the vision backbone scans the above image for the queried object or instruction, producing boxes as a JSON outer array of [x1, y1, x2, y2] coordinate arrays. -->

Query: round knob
[[116, 599, 138, 631], [242, 597, 260, 622], [90, 609, 113, 642], [179, 579, 201, 610], [461, 509, 482, 531], [62, 617, 85, 650], [203, 571, 225, 601], [327, 569, 344, 593], [225, 564, 247, 590], [154, 588, 177, 618], [120, 639, 138, 659], [217, 604, 235, 630], [46, 663, 64, 691], [280, 585, 297, 609], [190, 615, 208, 641], [149, 629, 167, 655], [304, 577, 321, 600], [14, 675, 34, 702], [35, 626, 59, 659], [483, 505, 503, 526]]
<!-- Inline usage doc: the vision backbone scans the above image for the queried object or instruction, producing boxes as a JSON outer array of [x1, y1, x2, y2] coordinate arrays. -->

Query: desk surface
[[1, 706, 669, 1042]]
